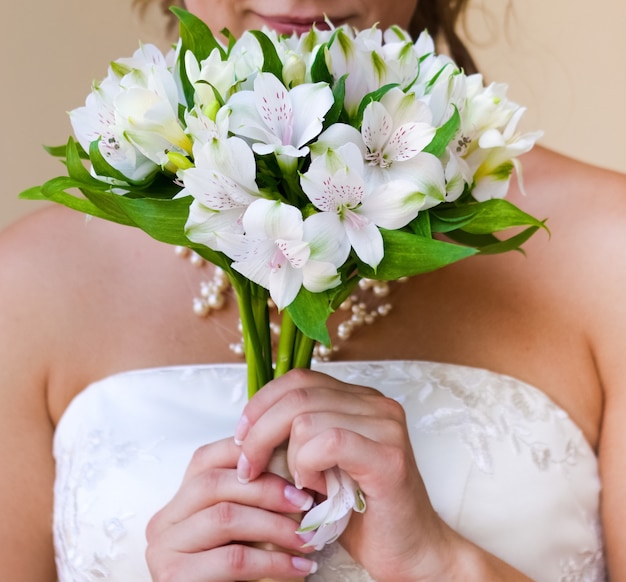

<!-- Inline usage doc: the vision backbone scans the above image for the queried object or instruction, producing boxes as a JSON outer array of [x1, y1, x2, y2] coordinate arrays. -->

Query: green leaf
[[446, 225, 542, 255], [43, 142, 88, 159], [356, 229, 478, 280], [287, 287, 333, 346], [89, 140, 136, 185], [171, 6, 225, 108], [461, 199, 545, 234], [321, 74, 347, 131], [22, 180, 135, 225], [408, 211, 432, 237], [423, 106, 460, 158], [249, 30, 284, 78], [310, 44, 333, 84], [64, 138, 107, 188], [171, 6, 225, 60]]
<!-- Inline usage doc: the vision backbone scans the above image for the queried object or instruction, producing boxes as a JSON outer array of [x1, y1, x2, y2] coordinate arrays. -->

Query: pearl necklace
[[175, 246, 399, 362]]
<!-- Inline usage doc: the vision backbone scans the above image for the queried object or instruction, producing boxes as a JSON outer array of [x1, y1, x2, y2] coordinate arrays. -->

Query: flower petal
[[344, 213, 384, 268]]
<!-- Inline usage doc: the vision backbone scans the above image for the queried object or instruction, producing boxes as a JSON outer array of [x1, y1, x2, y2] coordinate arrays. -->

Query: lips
[[257, 14, 342, 35]]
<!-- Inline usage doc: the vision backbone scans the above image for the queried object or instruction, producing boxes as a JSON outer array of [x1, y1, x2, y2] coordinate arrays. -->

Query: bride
[[0, 0, 623, 580]]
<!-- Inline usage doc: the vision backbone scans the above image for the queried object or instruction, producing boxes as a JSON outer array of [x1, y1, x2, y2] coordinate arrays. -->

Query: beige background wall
[[2, 0, 625, 230]]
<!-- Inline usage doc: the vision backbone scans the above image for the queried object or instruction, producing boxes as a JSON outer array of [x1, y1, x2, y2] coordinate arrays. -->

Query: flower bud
[[282, 52, 306, 88]]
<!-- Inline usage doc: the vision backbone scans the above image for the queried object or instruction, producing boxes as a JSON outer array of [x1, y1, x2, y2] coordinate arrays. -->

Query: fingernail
[[234, 415, 250, 445], [296, 529, 317, 544], [291, 556, 318, 574], [237, 452, 251, 484], [284, 484, 314, 511], [293, 470, 303, 490]]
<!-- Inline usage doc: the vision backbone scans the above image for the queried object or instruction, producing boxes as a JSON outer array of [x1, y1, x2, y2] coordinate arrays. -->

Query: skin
[[1, 1, 626, 580]]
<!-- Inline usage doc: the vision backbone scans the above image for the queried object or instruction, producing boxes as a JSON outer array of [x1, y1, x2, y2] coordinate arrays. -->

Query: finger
[[147, 543, 318, 582], [235, 368, 375, 444], [152, 469, 314, 528], [292, 426, 418, 502], [286, 410, 406, 493], [238, 387, 382, 482], [159, 501, 315, 555], [183, 437, 242, 480]]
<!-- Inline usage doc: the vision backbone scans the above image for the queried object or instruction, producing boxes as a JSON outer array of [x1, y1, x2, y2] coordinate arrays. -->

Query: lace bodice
[[53, 361, 605, 581]]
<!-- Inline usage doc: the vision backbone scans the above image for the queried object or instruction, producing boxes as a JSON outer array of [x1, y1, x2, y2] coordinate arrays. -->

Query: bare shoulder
[[515, 147, 626, 306], [0, 206, 84, 577], [522, 149, 626, 576]]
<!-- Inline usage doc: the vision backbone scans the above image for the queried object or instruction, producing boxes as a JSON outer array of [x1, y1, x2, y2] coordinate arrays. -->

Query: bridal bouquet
[[22, 8, 544, 550]]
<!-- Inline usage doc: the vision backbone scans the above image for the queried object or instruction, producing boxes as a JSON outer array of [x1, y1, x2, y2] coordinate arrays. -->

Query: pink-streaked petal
[[384, 122, 436, 161], [230, 243, 273, 289], [253, 72, 294, 145], [276, 239, 310, 269], [361, 100, 393, 153]]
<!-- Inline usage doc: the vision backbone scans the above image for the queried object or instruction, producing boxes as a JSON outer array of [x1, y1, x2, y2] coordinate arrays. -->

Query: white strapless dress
[[53, 361, 605, 581]]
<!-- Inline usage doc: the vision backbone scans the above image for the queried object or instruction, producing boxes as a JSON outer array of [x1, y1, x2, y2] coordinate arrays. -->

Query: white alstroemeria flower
[[70, 74, 157, 183], [456, 76, 520, 152], [298, 467, 366, 550], [185, 48, 237, 111], [182, 136, 261, 249], [184, 105, 230, 146], [115, 43, 176, 76], [227, 31, 266, 89], [380, 27, 422, 90], [227, 72, 333, 158], [220, 199, 340, 309], [360, 88, 436, 181], [114, 63, 191, 167], [281, 25, 334, 80], [325, 26, 388, 117], [466, 107, 543, 201], [301, 142, 432, 268], [312, 89, 447, 211]]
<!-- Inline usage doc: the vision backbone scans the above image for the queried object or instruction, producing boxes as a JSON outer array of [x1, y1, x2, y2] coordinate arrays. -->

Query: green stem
[[274, 309, 297, 378], [293, 330, 315, 369], [233, 279, 272, 398], [251, 285, 273, 380]]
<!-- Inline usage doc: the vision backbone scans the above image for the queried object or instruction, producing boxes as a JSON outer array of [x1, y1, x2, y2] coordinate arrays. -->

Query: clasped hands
[[146, 369, 459, 581]]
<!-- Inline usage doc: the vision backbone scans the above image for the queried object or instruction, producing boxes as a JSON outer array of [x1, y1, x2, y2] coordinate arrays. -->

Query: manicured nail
[[234, 415, 250, 445], [296, 529, 317, 544], [237, 452, 251, 484], [284, 484, 314, 511], [291, 556, 318, 574], [293, 470, 303, 490]]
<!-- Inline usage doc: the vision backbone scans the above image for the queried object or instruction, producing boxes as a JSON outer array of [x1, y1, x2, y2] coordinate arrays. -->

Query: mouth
[[256, 13, 347, 35]]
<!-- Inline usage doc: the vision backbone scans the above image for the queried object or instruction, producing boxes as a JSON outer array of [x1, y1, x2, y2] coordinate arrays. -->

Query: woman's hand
[[145, 437, 319, 581], [233, 368, 459, 582]]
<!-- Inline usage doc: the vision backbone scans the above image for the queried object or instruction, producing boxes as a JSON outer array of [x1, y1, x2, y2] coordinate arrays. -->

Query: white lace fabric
[[53, 361, 606, 581]]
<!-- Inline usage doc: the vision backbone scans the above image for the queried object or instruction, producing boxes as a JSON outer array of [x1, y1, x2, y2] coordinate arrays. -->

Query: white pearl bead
[[193, 298, 210, 317], [190, 252, 204, 267], [317, 344, 332, 357], [373, 284, 390, 297], [207, 293, 225, 309], [229, 342, 245, 356], [378, 304, 392, 316]]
